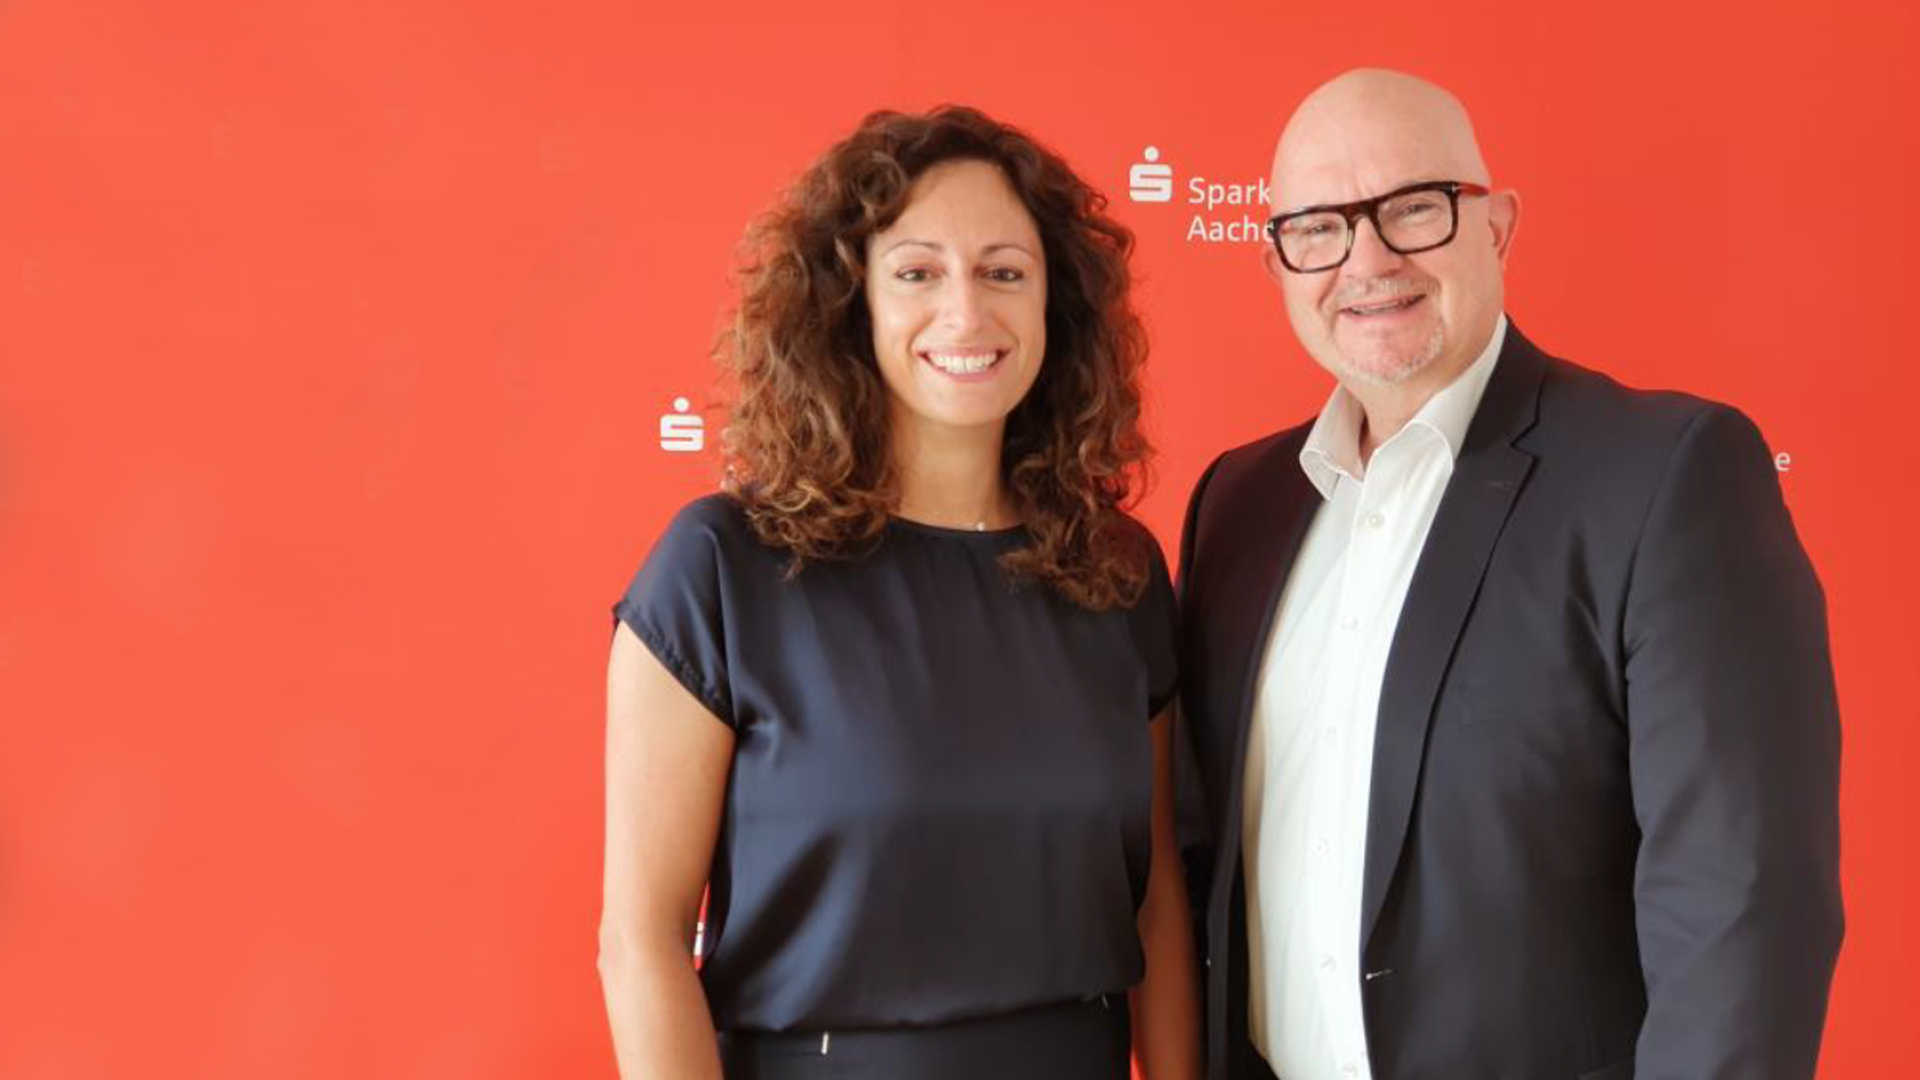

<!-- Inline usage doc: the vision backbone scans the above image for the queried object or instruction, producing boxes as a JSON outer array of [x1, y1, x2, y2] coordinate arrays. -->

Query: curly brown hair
[[719, 105, 1154, 610]]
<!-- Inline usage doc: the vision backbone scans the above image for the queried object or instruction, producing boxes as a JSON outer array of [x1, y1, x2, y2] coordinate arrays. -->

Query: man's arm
[[1173, 453, 1224, 947], [1623, 404, 1843, 1078]]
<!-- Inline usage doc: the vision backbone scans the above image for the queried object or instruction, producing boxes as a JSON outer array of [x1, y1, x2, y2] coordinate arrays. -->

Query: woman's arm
[[1129, 706, 1202, 1080], [598, 622, 734, 1080]]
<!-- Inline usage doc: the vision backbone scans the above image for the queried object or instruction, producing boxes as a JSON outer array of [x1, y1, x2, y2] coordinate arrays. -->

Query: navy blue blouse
[[614, 494, 1178, 1033]]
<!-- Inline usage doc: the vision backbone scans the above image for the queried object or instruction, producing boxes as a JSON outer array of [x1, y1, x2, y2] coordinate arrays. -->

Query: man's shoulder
[[1533, 347, 1745, 438], [1199, 419, 1316, 492], [1522, 343, 1776, 496], [1177, 419, 1322, 559]]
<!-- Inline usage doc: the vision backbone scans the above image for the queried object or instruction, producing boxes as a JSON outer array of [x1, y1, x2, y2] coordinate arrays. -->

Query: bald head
[[1260, 68, 1521, 418], [1273, 69, 1491, 213]]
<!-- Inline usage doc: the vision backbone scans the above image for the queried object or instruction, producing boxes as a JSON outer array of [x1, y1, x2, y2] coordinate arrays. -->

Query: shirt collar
[[1298, 314, 1509, 499]]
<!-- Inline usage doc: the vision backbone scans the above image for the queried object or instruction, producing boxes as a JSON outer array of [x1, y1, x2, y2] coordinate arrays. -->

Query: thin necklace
[[896, 501, 999, 532]]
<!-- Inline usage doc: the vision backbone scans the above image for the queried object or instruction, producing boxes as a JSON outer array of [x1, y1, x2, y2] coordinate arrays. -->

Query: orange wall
[[1, 1, 1913, 1076]]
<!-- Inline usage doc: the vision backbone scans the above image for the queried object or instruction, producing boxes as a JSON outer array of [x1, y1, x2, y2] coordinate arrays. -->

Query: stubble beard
[[1329, 322, 1447, 389]]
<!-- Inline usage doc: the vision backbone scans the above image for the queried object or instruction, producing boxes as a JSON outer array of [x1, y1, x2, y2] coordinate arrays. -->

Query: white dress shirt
[[1242, 317, 1508, 1080]]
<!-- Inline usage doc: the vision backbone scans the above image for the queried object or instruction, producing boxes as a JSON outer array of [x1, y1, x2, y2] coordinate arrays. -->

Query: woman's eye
[[895, 267, 933, 283], [984, 267, 1024, 283]]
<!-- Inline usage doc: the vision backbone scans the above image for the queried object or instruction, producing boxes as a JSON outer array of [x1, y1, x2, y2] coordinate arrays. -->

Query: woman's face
[[864, 158, 1047, 443]]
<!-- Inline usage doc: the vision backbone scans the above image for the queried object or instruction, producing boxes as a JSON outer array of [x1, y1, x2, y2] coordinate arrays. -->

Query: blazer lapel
[[1358, 326, 1547, 948]]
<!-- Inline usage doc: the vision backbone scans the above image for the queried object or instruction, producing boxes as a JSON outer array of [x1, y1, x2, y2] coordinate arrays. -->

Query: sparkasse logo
[[1129, 146, 1172, 203], [660, 397, 704, 453], [1125, 144, 1271, 245]]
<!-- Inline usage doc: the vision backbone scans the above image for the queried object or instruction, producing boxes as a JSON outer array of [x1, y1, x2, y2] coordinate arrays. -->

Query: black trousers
[[718, 996, 1131, 1080]]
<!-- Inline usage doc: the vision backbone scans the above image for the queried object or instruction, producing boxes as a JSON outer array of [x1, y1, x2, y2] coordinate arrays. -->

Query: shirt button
[[1338, 615, 1359, 631], [1320, 954, 1336, 973], [1322, 725, 1337, 740], [1315, 837, 1331, 858], [1365, 511, 1386, 529], [1342, 1065, 1359, 1078]]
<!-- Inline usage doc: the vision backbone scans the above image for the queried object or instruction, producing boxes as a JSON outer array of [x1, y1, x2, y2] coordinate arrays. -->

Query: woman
[[598, 105, 1199, 1080]]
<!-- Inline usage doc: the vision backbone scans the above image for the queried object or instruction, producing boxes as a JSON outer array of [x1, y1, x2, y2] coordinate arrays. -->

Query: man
[[1175, 69, 1842, 1080]]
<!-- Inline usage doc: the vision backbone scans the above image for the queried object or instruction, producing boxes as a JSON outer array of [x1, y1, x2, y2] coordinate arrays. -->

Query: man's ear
[[1489, 189, 1522, 268], [1261, 241, 1289, 286]]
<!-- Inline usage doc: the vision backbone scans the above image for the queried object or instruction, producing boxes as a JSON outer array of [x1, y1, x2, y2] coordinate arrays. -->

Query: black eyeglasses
[[1264, 180, 1491, 273]]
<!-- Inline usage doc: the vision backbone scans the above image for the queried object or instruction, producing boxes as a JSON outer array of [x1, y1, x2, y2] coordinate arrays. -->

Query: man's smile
[[1339, 294, 1427, 319]]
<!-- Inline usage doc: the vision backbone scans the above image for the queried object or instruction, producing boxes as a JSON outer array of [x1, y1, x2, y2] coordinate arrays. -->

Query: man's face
[[1268, 111, 1512, 391]]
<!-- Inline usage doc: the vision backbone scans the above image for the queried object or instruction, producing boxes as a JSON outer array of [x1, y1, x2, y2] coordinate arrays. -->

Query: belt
[[721, 992, 1121, 1058]]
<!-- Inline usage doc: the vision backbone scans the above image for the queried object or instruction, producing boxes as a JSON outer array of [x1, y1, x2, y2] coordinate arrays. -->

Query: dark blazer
[[1175, 325, 1843, 1080]]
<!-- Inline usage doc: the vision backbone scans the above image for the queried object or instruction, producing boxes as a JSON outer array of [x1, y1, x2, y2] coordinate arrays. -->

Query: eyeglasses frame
[[1263, 180, 1492, 273]]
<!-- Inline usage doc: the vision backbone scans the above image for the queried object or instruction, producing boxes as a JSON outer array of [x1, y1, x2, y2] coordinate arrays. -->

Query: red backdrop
[[1, 2, 1913, 1076]]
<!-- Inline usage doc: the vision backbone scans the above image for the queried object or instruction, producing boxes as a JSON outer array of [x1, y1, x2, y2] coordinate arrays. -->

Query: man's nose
[[1343, 216, 1405, 277]]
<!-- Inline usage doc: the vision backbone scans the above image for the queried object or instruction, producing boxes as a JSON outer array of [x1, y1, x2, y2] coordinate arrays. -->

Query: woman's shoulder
[[664, 491, 753, 537], [643, 492, 775, 574], [1104, 510, 1170, 576]]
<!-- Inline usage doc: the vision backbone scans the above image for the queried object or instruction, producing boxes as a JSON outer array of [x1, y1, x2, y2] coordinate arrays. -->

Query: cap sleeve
[[1129, 534, 1180, 720], [611, 496, 738, 728]]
